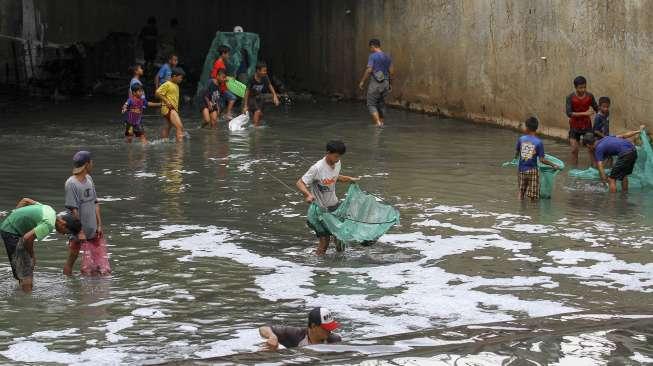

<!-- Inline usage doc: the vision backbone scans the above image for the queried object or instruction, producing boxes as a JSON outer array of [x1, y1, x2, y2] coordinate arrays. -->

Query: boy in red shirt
[[210, 45, 237, 119], [565, 76, 598, 166]]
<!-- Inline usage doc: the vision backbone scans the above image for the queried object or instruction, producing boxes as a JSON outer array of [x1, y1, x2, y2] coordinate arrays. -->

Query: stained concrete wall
[[289, 0, 653, 137], [2, 0, 652, 136]]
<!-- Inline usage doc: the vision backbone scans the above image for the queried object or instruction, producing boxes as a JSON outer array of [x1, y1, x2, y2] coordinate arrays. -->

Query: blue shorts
[[222, 90, 237, 102]]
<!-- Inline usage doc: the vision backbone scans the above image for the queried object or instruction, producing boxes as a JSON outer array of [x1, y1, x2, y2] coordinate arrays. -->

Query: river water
[[0, 99, 651, 365]]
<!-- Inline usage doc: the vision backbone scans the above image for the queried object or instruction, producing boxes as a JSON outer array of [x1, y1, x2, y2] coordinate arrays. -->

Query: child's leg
[[210, 110, 219, 127], [517, 172, 525, 200], [201, 108, 211, 127], [168, 110, 184, 142], [316, 236, 330, 255], [139, 133, 147, 145], [253, 110, 263, 127], [608, 178, 618, 193], [226, 100, 235, 117], [569, 137, 580, 166], [621, 177, 629, 192], [161, 114, 172, 139]]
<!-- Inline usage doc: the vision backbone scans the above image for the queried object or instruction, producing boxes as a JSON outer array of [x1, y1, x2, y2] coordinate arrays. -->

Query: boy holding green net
[[515, 117, 561, 200]]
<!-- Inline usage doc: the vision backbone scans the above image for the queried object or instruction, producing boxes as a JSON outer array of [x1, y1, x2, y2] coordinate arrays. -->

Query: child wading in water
[[156, 67, 185, 142], [515, 117, 560, 201], [565, 76, 598, 166], [243, 62, 280, 127], [201, 69, 227, 128], [122, 84, 150, 144], [296, 141, 359, 255]]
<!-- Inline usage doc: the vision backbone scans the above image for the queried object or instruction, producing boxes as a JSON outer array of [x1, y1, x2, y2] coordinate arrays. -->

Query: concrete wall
[[290, 0, 653, 136], [2, 0, 652, 135]]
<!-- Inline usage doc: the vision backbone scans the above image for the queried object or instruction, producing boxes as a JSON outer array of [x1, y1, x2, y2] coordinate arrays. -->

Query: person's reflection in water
[[203, 130, 229, 180], [79, 277, 111, 321], [160, 143, 186, 221]]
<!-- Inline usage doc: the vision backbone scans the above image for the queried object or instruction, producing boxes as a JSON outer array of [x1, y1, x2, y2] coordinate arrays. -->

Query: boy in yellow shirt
[[155, 67, 185, 142]]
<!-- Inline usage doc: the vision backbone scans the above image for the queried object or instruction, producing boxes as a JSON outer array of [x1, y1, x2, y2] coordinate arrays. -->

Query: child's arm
[[338, 175, 361, 183], [268, 80, 280, 106], [596, 160, 608, 183], [147, 101, 161, 108], [122, 99, 130, 114], [590, 94, 599, 112], [242, 89, 250, 113], [155, 90, 175, 111], [540, 157, 561, 170], [617, 125, 645, 139], [359, 66, 372, 90]]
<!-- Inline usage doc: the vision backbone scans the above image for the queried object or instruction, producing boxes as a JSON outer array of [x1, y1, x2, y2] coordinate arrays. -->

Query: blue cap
[[72, 151, 91, 173]]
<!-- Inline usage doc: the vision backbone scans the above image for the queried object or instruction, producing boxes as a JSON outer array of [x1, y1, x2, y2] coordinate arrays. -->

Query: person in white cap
[[259, 307, 342, 350]]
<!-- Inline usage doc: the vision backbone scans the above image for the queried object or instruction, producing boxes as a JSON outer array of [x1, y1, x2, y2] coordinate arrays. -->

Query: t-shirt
[[516, 135, 544, 172], [203, 81, 221, 106], [210, 58, 228, 93], [301, 157, 341, 209], [593, 112, 610, 137], [566, 92, 598, 130], [65, 175, 98, 240], [247, 75, 270, 97], [157, 63, 172, 85], [367, 51, 392, 78], [125, 96, 147, 125], [128, 78, 144, 99], [156, 81, 179, 116], [269, 326, 341, 348], [0, 203, 56, 240], [594, 136, 635, 162]]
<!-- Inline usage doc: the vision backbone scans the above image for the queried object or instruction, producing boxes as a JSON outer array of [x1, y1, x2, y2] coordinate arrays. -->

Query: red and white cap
[[309, 307, 340, 331]]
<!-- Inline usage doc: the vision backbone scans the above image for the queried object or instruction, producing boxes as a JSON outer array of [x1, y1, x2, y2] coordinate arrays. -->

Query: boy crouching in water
[[515, 117, 561, 200]]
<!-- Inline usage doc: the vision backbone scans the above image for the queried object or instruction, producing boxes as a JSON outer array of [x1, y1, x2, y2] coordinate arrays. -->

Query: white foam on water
[[132, 308, 168, 318], [134, 172, 157, 178], [542, 250, 653, 292], [142, 225, 209, 239], [493, 220, 554, 234], [31, 328, 79, 338], [0, 341, 127, 365], [631, 352, 653, 363], [173, 169, 198, 174], [194, 328, 262, 358], [466, 325, 530, 331], [103, 316, 135, 343], [413, 219, 499, 233], [97, 196, 136, 202], [374, 352, 510, 366], [177, 324, 198, 332], [552, 331, 615, 366]]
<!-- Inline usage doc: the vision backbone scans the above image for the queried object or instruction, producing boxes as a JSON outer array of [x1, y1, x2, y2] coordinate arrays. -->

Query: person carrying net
[[296, 141, 359, 255]]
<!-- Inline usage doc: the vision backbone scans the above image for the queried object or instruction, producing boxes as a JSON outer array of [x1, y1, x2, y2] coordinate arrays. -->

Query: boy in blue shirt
[[582, 126, 644, 193], [593, 96, 611, 138], [155, 53, 178, 89], [515, 117, 560, 200]]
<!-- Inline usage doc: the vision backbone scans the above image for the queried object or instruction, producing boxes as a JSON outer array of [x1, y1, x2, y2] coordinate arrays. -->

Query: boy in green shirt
[[1, 198, 80, 292]]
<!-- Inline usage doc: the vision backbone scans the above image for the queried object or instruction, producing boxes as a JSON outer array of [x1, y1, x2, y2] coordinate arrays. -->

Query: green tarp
[[196, 32, 260, 99], [568, 131, 653, 190], [502, 154, 565, 199], [307, 184, 400, 244]]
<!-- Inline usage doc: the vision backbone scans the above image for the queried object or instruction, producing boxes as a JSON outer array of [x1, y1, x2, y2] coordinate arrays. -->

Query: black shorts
[[569, 128, 591, 141], [247, 96, 264, 113], [1, 231, 32, 280], [610, 150, 637, 181], [125, 123, 145, 137]]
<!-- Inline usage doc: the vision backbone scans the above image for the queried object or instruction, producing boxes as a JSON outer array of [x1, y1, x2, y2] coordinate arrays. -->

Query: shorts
[[569, 128, 591, 141], [518, 169, 540, 199], [1, 231, 33, 281], [367, 79, 390, 117], [125, 123, 145, 137], [247, 96, 264, 113], [202, 100, 219, 113], [610, 150, 637, 181], [223, 90, 237, 102]]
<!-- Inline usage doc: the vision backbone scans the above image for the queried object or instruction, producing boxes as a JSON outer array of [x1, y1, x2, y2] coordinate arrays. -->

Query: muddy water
[[0, 99, 651, 365]]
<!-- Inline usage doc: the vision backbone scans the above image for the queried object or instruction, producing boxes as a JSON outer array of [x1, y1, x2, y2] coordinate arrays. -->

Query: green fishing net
[[306, 184, 400, 244], [196, 31, 260, 99], [568, 131, 653, 190], [502, 154, 565, 199]]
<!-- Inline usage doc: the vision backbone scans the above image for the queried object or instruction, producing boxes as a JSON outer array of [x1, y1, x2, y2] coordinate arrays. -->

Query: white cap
[[233, 26, 244, 33]]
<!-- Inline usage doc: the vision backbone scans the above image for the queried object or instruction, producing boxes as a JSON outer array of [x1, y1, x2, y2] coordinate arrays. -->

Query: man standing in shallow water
[[359, 38, 394, 127], [259, 307, 342, 350]]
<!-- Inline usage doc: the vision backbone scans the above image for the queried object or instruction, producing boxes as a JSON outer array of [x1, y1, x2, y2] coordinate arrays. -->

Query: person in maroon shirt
[[565, 76, 598, 166]]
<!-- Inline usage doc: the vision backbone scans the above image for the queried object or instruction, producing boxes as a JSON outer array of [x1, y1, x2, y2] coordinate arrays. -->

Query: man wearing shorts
[[359, 39, 394, 127], [565, 76, 598, 166], [1, 198, 80, 292], [259, 307, 341, 350], [582, 126, 645, 193]]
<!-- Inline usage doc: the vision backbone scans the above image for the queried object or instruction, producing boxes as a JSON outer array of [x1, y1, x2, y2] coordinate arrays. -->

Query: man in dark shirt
[[259, 307, 342, 350], [243, 61, 280, 127]]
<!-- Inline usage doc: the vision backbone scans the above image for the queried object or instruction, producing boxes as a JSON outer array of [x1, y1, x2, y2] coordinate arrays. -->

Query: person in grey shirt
[[296, 141, 359, 255], [63, 151, 103, 275], [259, 307, 342, 350]]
